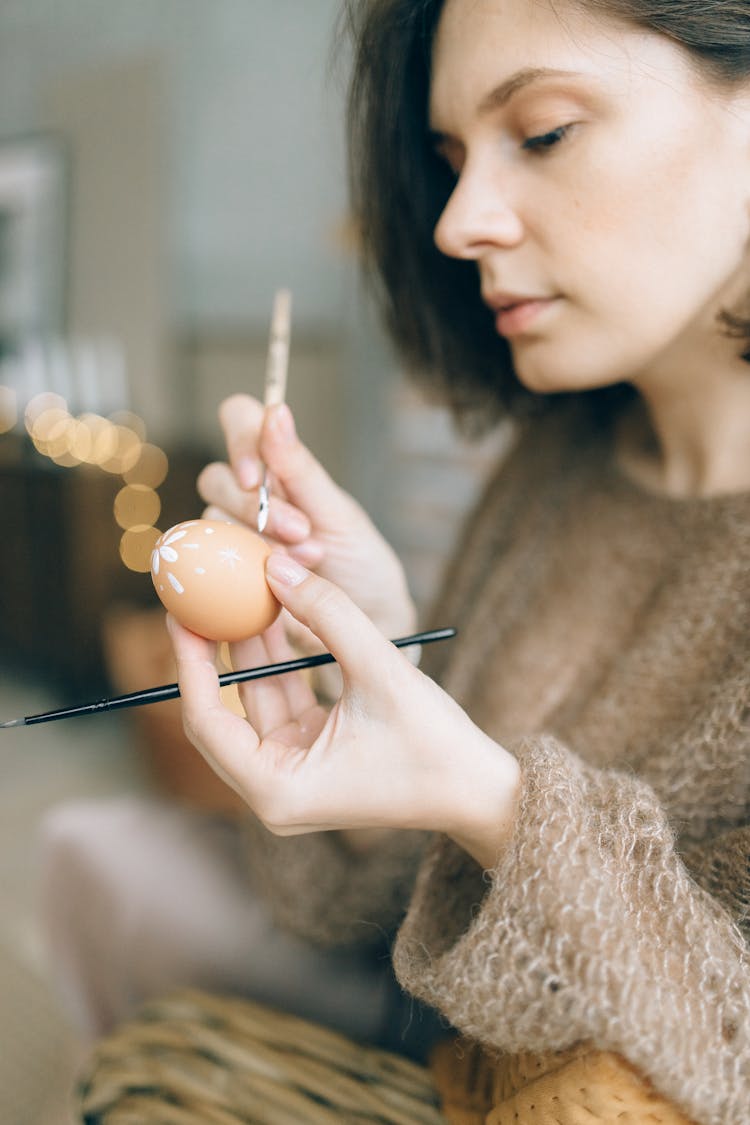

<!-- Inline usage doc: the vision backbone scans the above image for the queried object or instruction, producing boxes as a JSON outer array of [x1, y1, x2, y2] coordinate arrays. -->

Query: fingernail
[[266, 552, 308, 586], [268, 403, 295, 443], [237, 456, 260, 489]]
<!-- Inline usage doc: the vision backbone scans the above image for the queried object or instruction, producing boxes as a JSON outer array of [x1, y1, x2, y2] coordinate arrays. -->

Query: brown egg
[[150, 519, 280, 641]]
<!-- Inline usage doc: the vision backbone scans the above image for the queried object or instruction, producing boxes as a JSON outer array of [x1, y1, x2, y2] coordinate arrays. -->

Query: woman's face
[[429, 0, 750, 396]]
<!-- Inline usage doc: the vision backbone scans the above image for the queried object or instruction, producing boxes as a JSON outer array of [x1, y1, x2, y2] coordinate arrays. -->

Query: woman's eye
[[521, 125, 571, 153]]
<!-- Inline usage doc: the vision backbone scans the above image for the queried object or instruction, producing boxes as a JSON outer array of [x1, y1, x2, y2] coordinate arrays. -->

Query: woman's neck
[[618, 355, 750, 499]]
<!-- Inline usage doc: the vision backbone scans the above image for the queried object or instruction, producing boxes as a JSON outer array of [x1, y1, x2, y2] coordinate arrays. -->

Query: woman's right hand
[[197, 394, 417, 643], [169, 556, 519, 869]]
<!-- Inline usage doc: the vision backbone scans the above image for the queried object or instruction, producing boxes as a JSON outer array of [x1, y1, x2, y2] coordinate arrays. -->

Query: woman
[[46, 0, 750, 1120], [175, 0, 750, 1119]]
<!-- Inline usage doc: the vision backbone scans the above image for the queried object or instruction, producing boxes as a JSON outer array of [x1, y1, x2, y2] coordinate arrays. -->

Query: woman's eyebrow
[[477, 66, 584, 114], [430, 66, 589, 141]]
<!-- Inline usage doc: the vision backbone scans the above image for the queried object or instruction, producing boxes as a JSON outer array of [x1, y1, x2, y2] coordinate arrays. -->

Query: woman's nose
[[433, 166, 524, 260]]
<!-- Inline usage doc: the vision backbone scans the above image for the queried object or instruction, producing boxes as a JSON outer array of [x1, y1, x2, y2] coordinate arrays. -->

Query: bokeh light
[[99, 425, 143, 475], [119, 525, 161, 573], [114, 484, 162, 530], [50, 446, 84, 469], [64, 416, 94, 464], [109, 410, 147, 442], [30, 407, 74, 458], [25, 392, 68, 434], [124, 443, 169, 489], [76, 413, 117, 466], [3, 381, 172, 576]]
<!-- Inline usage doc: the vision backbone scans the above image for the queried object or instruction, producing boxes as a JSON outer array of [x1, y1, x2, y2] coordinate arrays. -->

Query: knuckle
[[306, 580, 343, 627], [180, 707, 203, 750], [263, 422, 304, 466]]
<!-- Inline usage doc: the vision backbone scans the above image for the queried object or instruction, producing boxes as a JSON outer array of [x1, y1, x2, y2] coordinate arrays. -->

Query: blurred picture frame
[[0, 134, 67, 359]]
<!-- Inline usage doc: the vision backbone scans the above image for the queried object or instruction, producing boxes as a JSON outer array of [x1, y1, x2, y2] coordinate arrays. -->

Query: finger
[[201, 498, 325, 569], [218, 394, 264, 490], [260, 404, 367, 532], [262, 614, 320, 716], [166, 615, 260, 785], [229, 627, 294, 737], [286, 537, 326, 567], [168, 616, 327, 829], [263, 554, 398, 688], [198, 462, 316, 545], [273, 610, 343, 706], [278, 610, 327, 656], [230, 617, 317, 734]]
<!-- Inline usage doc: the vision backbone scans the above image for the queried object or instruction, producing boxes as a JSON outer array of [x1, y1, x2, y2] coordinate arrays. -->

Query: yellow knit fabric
[[430, 1038, 696, 1125]]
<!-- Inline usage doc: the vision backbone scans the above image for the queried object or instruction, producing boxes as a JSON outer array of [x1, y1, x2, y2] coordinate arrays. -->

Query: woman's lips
[[494, 297, 558, 337]]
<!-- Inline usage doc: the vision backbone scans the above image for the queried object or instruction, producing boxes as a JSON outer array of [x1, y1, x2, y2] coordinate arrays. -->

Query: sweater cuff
[[393, 735, 589, 1049], [392, 733, 743, 1057]]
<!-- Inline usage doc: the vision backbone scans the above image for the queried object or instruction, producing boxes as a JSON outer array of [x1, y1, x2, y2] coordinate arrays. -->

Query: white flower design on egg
[[151, 528, 188, 576], [150, 522, 201, 596]]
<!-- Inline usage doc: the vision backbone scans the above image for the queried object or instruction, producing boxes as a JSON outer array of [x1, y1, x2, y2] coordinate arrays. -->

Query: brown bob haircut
[[343, 0, 750, 428]]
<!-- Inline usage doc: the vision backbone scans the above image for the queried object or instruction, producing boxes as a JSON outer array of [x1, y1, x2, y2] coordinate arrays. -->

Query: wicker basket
[[75, 989, 448, 1124]]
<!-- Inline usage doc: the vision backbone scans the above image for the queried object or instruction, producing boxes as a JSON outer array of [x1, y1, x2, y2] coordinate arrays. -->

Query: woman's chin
[[513, 349, 627, 398]]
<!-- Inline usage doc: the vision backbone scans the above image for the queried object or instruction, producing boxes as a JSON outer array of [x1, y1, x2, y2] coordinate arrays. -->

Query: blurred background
[[0, 2, 506, 1120]]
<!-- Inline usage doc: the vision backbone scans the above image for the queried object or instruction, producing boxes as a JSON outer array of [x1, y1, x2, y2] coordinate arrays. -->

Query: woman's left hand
[[168, 554, 520, 869]]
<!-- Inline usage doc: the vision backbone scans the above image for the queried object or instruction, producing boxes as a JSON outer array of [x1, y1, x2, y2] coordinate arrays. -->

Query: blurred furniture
[[0, 434, 208, 695]]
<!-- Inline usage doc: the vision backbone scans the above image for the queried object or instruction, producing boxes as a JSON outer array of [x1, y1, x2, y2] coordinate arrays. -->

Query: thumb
[[264, 552, 393, 682], [261, 405, 363, 530]]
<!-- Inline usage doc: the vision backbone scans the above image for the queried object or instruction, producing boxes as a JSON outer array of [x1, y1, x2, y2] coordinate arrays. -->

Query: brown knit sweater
[[242, 400, 750, 1125]]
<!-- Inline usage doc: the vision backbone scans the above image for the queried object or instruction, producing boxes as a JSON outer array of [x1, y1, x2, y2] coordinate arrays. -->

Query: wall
[[0, 0, 349, 331], [41, 58, 171, 435]]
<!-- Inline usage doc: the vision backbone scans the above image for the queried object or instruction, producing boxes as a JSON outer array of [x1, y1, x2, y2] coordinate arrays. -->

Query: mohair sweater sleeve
[[392, 736, 750, 1125], [241, 819, 430, 950]]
